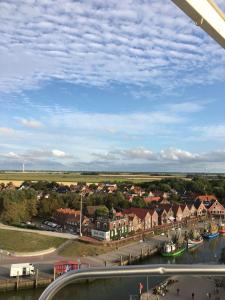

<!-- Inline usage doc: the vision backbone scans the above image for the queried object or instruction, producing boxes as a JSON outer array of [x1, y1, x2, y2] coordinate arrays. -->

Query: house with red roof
[[172, 204, 183, 222], [123, 208, 151, 230], [54, 208, 89, 233], [187, 203, 197, 218], [194, 201, 207, 216], [149, 209, 158, 227], [127, 214, 142, 232], [180, 204, 191, 219], [157, 205, 174, 225], [144, 196, 161, 204], [208, 200, 225, 216], [195, 195, 218, 208]]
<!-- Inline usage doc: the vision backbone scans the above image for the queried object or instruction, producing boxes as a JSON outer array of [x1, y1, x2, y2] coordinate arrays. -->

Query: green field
[[59, 240, 117, 257], [0, 229, 66, 252], [0, 171, 188, 185]]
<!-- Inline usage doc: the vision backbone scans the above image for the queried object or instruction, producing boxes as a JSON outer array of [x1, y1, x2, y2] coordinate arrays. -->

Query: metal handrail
[[39, 264, 225, 300]]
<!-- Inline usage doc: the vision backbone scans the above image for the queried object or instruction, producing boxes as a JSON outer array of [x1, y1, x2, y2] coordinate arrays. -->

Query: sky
[[0, 0, 225, 172]]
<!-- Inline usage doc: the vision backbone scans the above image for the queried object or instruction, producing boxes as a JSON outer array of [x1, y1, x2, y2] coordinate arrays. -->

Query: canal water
[[1, 236, 225, 300]]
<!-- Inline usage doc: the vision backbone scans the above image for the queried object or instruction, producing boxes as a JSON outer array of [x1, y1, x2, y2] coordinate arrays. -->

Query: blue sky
[[0, 0, 225, 172]]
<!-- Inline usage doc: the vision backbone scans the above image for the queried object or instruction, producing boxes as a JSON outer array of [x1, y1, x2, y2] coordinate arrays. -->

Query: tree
[[132, 197, 146, 208], [95, 206, 109, 217]]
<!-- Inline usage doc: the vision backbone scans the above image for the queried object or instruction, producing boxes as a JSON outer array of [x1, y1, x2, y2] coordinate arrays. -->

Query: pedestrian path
[[141, 276, 224, 300]]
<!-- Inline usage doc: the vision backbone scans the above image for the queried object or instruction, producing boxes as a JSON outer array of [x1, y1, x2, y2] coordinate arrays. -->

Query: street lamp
[[79, 194, 83, 237]]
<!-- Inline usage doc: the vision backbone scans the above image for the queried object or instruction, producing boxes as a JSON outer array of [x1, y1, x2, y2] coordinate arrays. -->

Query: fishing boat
[[219, 223, 225, 234], [187, 229, 203, 249], [161, 241, 186, 257], [202, 222, 219, 239], [218, 216, 225, 234], [187, 237, 203, 249]]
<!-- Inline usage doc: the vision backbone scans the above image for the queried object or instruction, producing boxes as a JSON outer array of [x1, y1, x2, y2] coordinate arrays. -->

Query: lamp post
[[79, 194, 83, 237]]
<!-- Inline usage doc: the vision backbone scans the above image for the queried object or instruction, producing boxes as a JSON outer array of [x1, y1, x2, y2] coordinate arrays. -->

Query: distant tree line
[[0, 176, 225, 225]]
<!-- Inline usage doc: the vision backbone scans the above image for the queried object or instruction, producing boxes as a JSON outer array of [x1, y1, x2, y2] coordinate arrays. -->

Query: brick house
[[149, 209, 158, 227], [208, 200, 225, 216], [172, 204, 183, 222], [123, 208, 151, 230], [180, 204, 191, 219], [157, 205, 174, 225], [54, 208, 89, 233], [54, 208, 80, 225], [91, 216, 129, 241], [127, 214, 142, 233], [194, 201, 207, 216], [187, 203, 197, 218], [195, 195, 218, 208]]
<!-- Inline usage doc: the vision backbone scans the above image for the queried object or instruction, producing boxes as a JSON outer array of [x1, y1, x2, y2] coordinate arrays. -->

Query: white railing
[[39, 264, 225, 300]]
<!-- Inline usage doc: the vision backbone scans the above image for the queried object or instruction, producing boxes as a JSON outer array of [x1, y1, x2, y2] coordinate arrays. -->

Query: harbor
[[0, 230, 225, 299]]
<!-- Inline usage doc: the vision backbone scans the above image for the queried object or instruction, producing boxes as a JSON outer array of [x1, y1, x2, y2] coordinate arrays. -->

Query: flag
[[139, 282, 144, 295]]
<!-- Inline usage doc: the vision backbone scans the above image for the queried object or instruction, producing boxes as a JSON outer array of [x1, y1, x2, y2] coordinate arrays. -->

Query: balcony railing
[[39, 264, 225, 300]]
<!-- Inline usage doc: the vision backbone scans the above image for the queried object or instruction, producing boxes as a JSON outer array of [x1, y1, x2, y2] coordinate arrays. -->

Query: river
[[1, 236, 225, 300]]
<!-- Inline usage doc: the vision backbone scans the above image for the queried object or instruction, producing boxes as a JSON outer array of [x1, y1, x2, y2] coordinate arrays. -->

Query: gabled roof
[[194, 201, 206, 210], [149, 208, 158, 216], [123, 208, 150, 220], [208, 200, 225, 210], [187, 203, 196, 210], [171, 204, 181, 214], [159, 204, 172, 212]]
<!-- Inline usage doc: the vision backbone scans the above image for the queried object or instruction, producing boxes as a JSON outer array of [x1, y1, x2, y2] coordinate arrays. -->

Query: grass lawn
[[0, 229, 66, 252], [59, 240, 117, 257]]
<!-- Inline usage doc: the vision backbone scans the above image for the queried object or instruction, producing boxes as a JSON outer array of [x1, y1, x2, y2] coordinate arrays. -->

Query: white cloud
[[160, 148, 199, 161], [0, 0, 225, 93], [1, 146, 225, 172], [52, 149, 66, 157], [0, 127, 15, 135], [48, 110, 183, 135], [17, 118, 44, 129], [0, 149, 72, 162], [168, 102, 205, 113], [93, 148, 156, 161], [5, 151, 19, 159], [192, 125, 225, 140]]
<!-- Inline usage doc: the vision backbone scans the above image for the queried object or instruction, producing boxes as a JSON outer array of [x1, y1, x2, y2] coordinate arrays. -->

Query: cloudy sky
[[1, 0, 225, 172]]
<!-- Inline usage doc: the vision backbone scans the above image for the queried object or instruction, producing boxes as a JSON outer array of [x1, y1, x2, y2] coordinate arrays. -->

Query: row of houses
[[53, 196, 225, 241]]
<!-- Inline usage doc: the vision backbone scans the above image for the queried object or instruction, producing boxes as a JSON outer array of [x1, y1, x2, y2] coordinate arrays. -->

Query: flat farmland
[[0, 172, 188, 185]]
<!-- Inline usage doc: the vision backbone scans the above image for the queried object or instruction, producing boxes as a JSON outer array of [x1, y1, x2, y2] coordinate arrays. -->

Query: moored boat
[[203, 223, 219, 239], [187, 237, 203, 249], [187, 229, 203, 249], [161, 241, 186, 257], [219, 223, 225, 234]]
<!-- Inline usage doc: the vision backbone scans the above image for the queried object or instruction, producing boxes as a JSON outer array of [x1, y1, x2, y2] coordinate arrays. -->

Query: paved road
[[0, 223, 77, 239]]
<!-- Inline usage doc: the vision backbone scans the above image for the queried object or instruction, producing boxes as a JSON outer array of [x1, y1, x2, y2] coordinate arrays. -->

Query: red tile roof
[[195, 195, 217, 202], [56, 208, 80, 215], [123, 208, 150, 220], [144, 197, 161, 203]]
